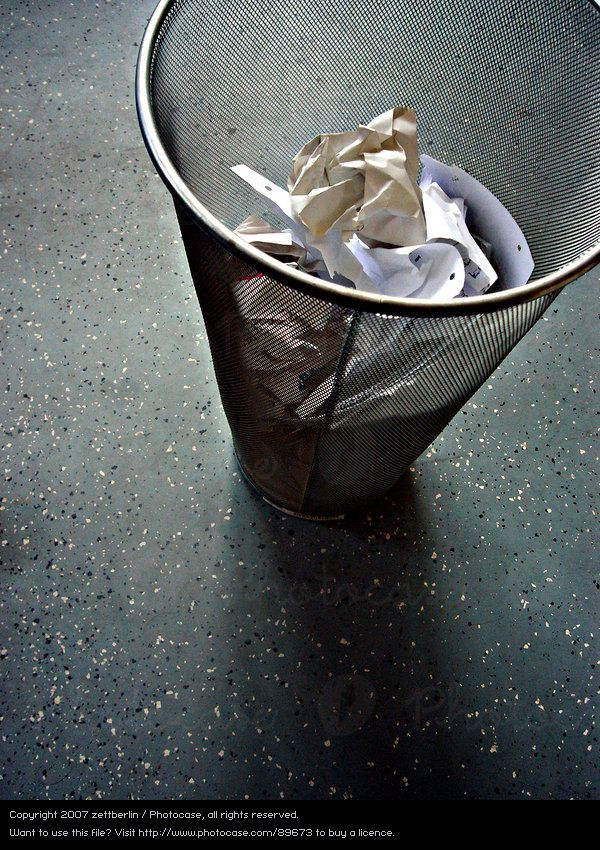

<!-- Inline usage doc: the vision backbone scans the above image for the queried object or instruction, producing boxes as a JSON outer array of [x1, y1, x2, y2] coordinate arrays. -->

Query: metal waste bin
[[136, 0, 599, 519]]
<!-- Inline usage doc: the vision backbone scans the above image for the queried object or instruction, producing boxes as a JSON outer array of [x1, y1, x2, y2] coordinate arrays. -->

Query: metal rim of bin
[[136, 0, 600, 318]]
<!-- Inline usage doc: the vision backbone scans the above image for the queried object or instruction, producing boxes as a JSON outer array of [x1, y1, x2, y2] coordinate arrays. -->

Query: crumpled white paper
[[288, 107, 426, 247], [419, 155, 534, 293], [232, 107, 534, 300]]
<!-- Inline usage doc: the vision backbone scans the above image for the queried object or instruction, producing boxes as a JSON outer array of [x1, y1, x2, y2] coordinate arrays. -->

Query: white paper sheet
[[346, 234, 465, 299], [421, 180, 497, 294], [420, 155, 534, 290], [234, 215, 302, 255]]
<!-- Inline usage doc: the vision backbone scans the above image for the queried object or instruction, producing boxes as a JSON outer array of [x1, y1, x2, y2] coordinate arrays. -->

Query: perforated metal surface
[[139, 0, 599, 516]]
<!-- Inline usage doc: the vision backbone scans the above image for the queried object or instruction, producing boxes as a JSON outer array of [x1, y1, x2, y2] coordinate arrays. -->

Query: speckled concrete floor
[[0, 0, 598, 801]]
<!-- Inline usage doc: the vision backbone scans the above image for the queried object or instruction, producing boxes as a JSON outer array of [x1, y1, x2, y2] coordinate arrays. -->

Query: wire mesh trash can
[[137, 0, 599, 519]]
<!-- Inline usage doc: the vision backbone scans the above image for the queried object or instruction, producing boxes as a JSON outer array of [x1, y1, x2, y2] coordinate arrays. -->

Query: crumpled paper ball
[[287, 107, 427, 248]]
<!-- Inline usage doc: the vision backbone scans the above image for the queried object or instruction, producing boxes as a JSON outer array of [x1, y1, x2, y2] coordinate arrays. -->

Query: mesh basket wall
[[145, 0, 598, 517], [178, 212, 558, 516]]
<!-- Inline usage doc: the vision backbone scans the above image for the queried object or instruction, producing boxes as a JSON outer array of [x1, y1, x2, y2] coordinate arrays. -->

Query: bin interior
[[149, 0, 599, 281]]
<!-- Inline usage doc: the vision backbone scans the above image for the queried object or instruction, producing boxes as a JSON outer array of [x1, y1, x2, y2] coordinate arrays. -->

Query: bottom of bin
[[233, 447, 345, 522]]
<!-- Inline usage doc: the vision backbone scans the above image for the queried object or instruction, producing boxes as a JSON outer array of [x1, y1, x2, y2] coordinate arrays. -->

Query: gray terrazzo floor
[[0, 0, 598, 800]]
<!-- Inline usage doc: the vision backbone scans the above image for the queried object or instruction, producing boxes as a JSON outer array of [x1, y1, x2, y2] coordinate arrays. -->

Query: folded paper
[[420, 155, 534, 291]]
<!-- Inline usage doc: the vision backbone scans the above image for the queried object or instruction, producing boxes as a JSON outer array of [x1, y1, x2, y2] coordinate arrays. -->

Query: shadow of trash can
[[136, 0, 599, 519]]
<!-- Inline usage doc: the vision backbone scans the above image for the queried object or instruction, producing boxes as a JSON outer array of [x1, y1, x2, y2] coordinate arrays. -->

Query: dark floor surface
[[0, 0, 598, 800]]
